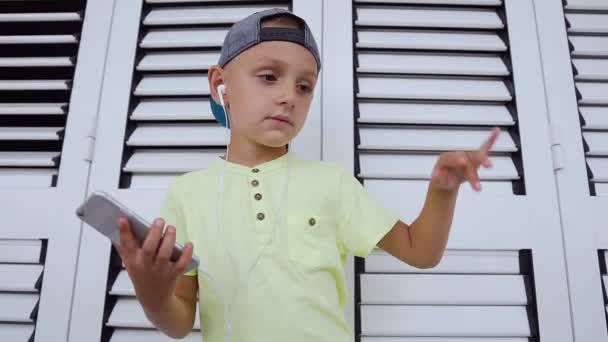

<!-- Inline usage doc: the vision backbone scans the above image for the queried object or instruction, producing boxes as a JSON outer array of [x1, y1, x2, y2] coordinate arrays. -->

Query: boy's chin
[[254, 134, 292, 148]]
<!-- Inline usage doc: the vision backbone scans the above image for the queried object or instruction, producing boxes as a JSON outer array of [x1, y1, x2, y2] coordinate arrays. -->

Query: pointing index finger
[[479, 127, 501, 156]]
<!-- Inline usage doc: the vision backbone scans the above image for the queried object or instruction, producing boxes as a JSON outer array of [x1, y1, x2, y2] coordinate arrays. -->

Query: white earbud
[[217, 84, 226, 97]]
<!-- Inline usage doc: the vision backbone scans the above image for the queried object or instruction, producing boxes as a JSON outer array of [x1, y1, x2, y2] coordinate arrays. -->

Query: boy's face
[[212, 40, 318, 148]]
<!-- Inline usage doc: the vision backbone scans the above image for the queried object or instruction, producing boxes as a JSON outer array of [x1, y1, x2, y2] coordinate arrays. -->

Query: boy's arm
[[377, 128, 501, 269]]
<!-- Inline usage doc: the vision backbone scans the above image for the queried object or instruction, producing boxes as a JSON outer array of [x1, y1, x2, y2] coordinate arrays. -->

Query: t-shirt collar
[[215, 151, 292, 175]]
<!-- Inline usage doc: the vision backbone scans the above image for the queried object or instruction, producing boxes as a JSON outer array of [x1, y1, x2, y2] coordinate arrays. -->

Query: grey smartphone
[[75, 191, 199, 274]]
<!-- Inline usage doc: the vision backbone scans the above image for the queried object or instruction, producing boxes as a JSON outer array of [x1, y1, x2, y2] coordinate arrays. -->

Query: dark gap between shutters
[[598, 251, 608, 334]]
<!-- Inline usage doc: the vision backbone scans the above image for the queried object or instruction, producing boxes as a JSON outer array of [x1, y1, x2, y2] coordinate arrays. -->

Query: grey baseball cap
[[211, 8, 321, 128]]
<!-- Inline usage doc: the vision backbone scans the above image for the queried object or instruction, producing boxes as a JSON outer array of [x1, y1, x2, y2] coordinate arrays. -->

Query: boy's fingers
[[141, 218, 164, 264], [173, 242, 194, 275], [479, 127, 500, 156], [156, 225, 176, 265], [464, 158, 481, 191], [117, 217, 137, 257]]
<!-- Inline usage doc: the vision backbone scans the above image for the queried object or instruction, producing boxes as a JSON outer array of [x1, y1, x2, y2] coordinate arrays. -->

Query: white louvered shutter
[[323, 0, 573, 341], [68, 1, 323, 341], [0, 0, 113, 341], [0, 240, 45, 342], [533, 0, 608, 340]]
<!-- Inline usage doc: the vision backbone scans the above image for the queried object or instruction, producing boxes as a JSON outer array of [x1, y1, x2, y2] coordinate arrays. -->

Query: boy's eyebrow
[[253, 56, 317, 80]]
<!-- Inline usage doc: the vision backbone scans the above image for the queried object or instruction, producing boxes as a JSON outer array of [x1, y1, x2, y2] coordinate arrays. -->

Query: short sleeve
[[160, 181, 197, 276], [336, 168, 400, 258]]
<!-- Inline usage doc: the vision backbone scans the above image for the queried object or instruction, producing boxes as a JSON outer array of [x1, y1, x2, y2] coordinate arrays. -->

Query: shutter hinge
[[84, 122, 97, 163], [550, 124, 565, 172]]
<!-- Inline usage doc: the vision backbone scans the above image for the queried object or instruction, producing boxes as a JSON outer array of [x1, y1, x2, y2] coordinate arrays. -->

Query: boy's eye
[[259, 74, 277, 82], [298, 84, 312, 93]]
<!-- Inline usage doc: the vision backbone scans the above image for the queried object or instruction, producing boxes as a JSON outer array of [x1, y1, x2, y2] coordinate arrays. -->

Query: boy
[[114, 8, 500, 342]]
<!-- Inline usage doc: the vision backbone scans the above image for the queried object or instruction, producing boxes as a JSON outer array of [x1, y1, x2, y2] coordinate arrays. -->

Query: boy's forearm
[[142, 294, 196, 339], [409, 182, 459, 266]]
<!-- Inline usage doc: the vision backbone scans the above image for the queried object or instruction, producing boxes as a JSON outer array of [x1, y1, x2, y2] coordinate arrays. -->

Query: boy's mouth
[[268, 115, 292, 126]]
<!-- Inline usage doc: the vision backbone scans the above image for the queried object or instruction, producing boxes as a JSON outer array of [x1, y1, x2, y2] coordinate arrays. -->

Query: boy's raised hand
[[430, 127, 501, 192], [113, 217, 194, 311]]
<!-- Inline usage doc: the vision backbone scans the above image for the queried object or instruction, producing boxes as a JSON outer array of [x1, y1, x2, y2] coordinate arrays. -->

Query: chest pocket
[[286, 213, 339, 272]]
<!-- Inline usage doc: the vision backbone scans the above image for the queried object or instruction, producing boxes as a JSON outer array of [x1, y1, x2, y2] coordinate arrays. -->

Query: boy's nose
[[277, 86, 297, 108]]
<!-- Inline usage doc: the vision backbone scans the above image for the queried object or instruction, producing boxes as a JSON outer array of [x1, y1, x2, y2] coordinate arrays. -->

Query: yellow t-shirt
[[160, 152, 399, 342]]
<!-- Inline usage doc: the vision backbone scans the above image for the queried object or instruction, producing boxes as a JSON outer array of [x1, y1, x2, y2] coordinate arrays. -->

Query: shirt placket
[[249, 167, 272, 241]]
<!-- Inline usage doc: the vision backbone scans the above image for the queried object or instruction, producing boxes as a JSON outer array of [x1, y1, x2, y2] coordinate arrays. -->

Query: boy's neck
[[224, 142, 288, 167]]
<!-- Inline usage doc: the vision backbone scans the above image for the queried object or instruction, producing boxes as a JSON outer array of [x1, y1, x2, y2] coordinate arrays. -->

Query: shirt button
[[252, 168, 260, 173], [308, 218, 316, 226], [251, 180, 259, 187], [257, 213, 265, 221], [254, 193, 262, 201]]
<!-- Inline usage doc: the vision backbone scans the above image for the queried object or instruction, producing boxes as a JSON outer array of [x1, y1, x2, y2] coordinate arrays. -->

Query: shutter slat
[[566, 13, 608, 33], [365, 249, 521, 274], [0, 127, 61, 141], [357, 53, 509, 76], [358, 102, 514, 126], [124, 149, 221, 173], [0, 152, 58, 167], [0, 169, 56, 187], [131, 99, 213, 121], [108, 298, 200, 329], [141, 28, 227, 48], [111, 329, 202, 342], [366, 178, 513, 198], [0, 103, 66, 115], [573, 59, 608, 81], [110, 271, 133, 296], [357, 30, 506, 51], [360, 274, 528, 305], [581, 107, 608, 130], [583, 132, 608, 156], [587, 158, 608, 182], [356, 0, 502, 5], [0, 293, 38, 323], [129, 174, 180, 189], [138, 52, 220, 72], [356, 7, 503, 29], [565, 0, 608, 10], [135, 74, 209, 96], [569, 36, 608, 57], [0, 35, 78, 44], [577, 82, 608, 105], [358, 127, 515, 152], [0, 80, 69, 91], [0, 240, 42, 263], [0, 323, 34, 342], [0, 57, 74, 68], [361, 305, 530, 336], [358, 77, 511, 101], [126, 124, 226, 146], [0, 265, 43, 292], [144, 5, 284, 25], [359, 153, 517, 180], [0, 12, 81, 22]]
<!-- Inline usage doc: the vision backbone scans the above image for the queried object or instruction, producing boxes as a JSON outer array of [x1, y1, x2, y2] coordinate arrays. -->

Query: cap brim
[[210, 98, 229, 128]]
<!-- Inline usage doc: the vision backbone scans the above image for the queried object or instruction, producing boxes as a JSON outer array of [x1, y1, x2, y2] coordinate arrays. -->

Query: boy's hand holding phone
[[113, 217, 194, 312]]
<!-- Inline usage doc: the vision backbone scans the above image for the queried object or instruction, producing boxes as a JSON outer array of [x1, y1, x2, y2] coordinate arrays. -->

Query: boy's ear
[[208, 65, 227, 105]]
